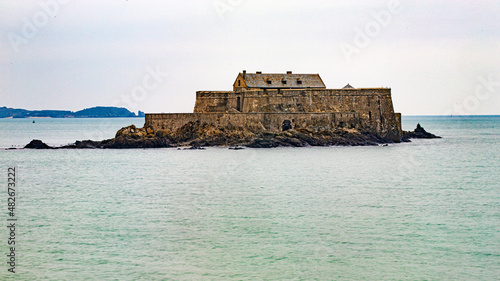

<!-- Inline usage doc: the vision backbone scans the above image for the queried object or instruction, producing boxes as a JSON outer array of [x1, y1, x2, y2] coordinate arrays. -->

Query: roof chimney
[[287, 71, 292, 74], [242, 70, 246, 79], [256, 71, 262, 74]]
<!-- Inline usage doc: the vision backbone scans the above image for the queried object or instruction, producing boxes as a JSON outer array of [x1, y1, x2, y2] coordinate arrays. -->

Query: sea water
[[0, 116, 498, 280]]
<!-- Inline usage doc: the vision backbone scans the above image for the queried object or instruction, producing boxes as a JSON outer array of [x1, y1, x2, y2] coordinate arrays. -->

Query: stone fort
[[145, 71, 403, 142]]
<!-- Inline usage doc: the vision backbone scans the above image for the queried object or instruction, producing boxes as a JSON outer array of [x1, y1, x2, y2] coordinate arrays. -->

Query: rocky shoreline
[[22, 123, 440, 149]]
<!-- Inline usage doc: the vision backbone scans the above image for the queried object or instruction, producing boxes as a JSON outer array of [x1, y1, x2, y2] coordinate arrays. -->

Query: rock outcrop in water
[[25, 139, 53, 149], [23, 123, 440, 149], [402, 123, 441, 141]]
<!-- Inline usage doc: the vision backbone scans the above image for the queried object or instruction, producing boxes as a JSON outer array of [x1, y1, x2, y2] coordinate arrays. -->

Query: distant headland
[[0, 106, 145, 118]]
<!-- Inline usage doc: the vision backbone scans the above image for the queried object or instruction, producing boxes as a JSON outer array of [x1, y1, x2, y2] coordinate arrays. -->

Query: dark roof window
[[239, 73, 326, 89], [267, 80, 272, 85], [297, 80, 302, 85]]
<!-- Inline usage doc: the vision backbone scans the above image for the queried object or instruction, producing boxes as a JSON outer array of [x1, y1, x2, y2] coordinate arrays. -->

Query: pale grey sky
[[1, 0, 499, 115]]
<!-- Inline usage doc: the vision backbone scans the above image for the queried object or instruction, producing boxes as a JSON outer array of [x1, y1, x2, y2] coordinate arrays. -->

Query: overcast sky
[[1, 0, 499, 115]]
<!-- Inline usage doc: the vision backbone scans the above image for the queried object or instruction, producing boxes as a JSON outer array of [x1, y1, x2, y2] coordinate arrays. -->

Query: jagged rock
[[100, 135, 171, 149], [115, 125, 147, 138], [247, 138, 281, 148], [183, 146, 206, 150], [155, 129, 172, 138], [74, 140, 100, 148], [25, 139, 53, 149], [228, 146, 245, 150], [403, 123, 441, 140]]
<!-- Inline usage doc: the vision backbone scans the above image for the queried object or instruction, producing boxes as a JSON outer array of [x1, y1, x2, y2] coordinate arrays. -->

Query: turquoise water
[[0, 118, 145, 149], [0, 116, 499, 280]]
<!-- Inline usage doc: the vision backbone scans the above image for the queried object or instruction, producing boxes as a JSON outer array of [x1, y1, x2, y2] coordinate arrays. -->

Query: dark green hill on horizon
[[0, 106, 145, 118]]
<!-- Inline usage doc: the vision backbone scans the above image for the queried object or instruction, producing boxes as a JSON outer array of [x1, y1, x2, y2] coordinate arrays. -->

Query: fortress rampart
[[195, 88, 392, 114], [144, 72, 403, 142], [146, 112, 362, 133]]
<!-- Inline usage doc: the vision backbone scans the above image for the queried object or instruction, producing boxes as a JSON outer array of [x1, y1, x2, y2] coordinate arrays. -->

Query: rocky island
[[24, 122, 439, 149], [23, 71, 440, 149]]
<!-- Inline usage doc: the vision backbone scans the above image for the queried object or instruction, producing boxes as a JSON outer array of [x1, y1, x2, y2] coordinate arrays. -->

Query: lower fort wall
[[146, 112, 363, 133]]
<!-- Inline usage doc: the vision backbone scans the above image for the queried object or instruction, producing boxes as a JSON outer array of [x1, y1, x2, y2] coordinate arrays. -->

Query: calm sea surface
[[0, 116, 499, 280]]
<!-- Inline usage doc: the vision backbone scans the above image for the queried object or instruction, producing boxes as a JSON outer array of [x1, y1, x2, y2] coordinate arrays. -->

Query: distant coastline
[[0, 106, 145, 118]]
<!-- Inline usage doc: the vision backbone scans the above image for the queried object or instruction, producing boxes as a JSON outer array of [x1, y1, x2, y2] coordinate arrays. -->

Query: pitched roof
[[343, 83, 355, 89], [240, 72, 326, 89]]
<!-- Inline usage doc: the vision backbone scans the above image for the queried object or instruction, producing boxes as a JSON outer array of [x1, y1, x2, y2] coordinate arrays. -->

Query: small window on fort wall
[[282, 80, 287, 84], [297, 80, 302, 85], [267, 80, 272, 85]]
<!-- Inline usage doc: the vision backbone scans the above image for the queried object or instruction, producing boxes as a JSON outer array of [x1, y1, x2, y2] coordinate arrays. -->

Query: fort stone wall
[[191, 88, 401, 140], [145, 112, 363, 134], [194, 88, 393, 113]]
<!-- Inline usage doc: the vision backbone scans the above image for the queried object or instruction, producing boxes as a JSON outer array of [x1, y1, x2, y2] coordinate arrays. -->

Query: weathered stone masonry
[[145, 71, 403, 142]]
